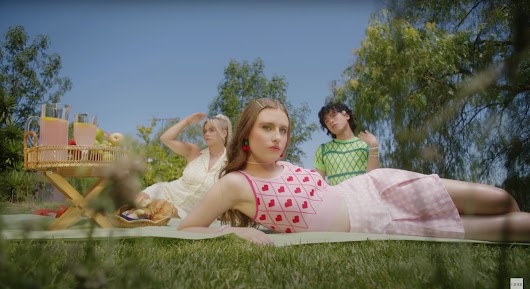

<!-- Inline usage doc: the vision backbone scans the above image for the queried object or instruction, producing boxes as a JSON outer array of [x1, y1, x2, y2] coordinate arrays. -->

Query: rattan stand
[[24, 131, 127, 230]]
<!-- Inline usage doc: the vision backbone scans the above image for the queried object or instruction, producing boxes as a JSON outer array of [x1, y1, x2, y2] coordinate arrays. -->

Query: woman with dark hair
[[314, 102, 379, 185]]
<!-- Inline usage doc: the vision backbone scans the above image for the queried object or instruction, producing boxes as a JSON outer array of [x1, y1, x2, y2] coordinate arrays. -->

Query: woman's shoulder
[[219, 171, 249, 186], [216, 171, 254, 201], [182, 146, 205, 163]]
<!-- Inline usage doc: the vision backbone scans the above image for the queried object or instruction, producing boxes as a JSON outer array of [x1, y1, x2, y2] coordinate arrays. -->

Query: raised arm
[[177, 173, 274, 244], [358, 130, 380, 172], [160, 112, 205, 162]]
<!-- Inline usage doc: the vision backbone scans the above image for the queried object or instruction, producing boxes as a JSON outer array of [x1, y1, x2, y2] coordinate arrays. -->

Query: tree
[[1, 25, 72, 126], [135, 118, 187, 187], [0, 26, 72, 201], [331, 0, 529, 208], [208, 58, 318, 165]]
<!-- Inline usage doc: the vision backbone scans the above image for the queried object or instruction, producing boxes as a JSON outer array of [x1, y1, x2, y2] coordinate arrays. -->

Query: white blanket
[[2, 214, 526, 247]]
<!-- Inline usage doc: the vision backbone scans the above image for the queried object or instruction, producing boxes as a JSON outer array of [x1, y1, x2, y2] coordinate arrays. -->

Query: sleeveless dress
[[143, 148, 226, 217], [239, 161, 464, 239]]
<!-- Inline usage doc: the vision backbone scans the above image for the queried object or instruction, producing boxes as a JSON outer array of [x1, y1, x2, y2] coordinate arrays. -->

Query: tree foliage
[[331, 0, 529, 208], [1, 25, 72, 126], [0, 26, 72, 200], [135, 119, 187, 187], [208, 58, 318, 165]]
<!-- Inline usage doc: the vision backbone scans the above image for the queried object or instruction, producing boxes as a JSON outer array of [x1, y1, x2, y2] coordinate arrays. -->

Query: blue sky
[[1, 1, 382, 168]]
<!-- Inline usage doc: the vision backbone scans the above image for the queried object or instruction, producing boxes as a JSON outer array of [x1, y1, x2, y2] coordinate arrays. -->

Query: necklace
[[210, 150, 224, 157]]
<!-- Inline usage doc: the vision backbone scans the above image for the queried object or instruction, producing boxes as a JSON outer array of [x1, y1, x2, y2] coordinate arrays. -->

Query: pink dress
[[239, 161, 464, 239]]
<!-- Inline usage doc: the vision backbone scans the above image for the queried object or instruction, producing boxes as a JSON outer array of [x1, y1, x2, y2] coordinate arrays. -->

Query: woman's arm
[[315, 168, 326, 179], [160, 112, 205, 162], [178, 173, 274, 244], [358, 130, 380, 172]]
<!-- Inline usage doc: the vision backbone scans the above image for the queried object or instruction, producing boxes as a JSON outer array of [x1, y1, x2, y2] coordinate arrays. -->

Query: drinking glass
[[25, 103, 71, 162], [73, 113, 98, 160]]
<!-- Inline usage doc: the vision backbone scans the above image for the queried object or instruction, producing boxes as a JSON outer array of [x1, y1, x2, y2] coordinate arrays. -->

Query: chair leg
[[48, 206, 83, 231], [44, 170, 113, 230]]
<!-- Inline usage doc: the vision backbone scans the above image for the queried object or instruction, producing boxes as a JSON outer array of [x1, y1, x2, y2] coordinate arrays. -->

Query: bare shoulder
[[217, 171, 253, 201], [219, 171, 249, 188]]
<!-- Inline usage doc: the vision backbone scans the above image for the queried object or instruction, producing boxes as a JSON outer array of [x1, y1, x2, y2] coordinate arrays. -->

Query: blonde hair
[[203, 114, 232, 147], [220, 98, 291, 227]]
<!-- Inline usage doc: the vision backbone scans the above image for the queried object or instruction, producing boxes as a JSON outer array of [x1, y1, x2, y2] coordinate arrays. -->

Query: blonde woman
[[137, 112, 232, 218]]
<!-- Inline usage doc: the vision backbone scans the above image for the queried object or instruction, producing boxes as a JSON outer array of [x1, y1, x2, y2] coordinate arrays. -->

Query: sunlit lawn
[[1, 201, 529, 289]]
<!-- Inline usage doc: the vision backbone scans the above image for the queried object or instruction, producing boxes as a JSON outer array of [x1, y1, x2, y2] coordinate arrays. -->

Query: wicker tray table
[[24, 131, 127, 230]]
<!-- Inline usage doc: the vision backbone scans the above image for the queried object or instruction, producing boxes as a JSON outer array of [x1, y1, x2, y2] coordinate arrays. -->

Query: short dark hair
[[318, 102, 356, 139]]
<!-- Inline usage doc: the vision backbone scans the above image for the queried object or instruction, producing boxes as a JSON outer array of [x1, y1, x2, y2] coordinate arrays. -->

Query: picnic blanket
[[1, 214, 526, 247]]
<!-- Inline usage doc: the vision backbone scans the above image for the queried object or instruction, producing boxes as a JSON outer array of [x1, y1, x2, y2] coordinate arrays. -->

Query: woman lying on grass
[[178, 98, 530, 244]]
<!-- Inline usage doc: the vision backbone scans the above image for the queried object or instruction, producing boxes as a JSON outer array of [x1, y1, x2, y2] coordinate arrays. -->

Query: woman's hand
[[160, 112, 205, 160], [226, 226, 274, 245], [185, 112, 207, 125], [358, 130, 378, 147]]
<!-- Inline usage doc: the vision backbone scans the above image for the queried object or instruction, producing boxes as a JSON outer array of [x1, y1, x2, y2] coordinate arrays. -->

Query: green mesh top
[[313, 137, 369, 186]]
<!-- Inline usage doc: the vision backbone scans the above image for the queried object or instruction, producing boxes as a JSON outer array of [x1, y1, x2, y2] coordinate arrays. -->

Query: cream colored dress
[[143, 148, 226, 217]]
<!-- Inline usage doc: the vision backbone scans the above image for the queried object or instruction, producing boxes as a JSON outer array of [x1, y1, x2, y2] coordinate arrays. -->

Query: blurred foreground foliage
[[330, 0, 530, 210]]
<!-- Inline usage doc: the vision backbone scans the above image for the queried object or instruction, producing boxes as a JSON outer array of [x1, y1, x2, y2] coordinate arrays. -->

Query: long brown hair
[[220, 98, 291, 227]]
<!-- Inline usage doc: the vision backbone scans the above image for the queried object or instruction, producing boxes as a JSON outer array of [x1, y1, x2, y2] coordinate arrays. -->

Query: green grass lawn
[[0, 200, 63, 214], [1, 201, 529, 289]]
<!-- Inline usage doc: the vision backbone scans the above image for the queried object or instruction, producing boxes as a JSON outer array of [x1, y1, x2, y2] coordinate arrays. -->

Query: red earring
[[280, 153, 284, 158], [242, 139, 250, 151]]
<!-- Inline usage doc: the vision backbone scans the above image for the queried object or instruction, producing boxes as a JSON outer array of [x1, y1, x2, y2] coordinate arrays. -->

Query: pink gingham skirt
[[333, 168, 465, 239]]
